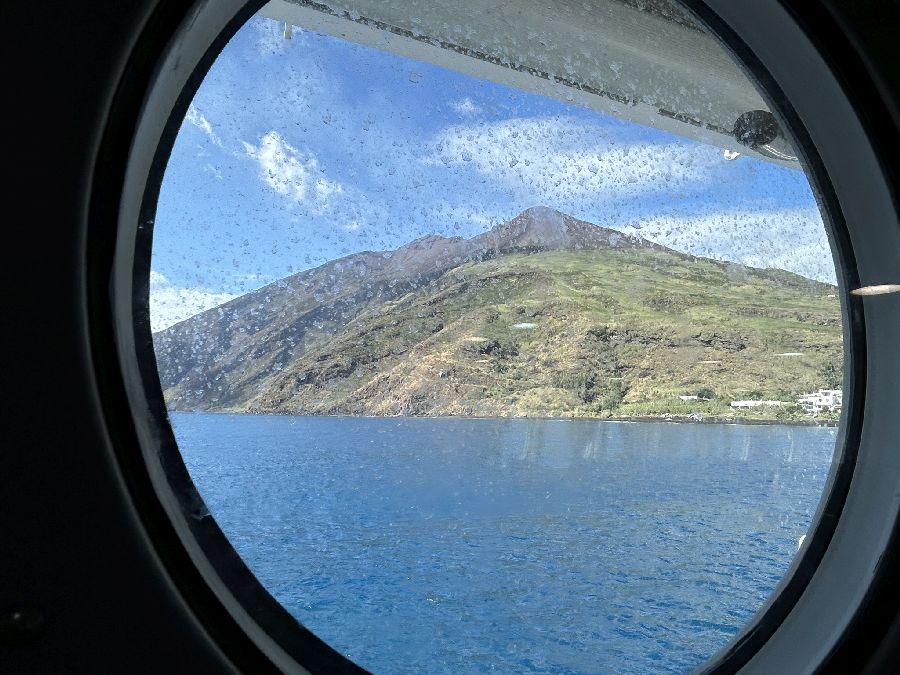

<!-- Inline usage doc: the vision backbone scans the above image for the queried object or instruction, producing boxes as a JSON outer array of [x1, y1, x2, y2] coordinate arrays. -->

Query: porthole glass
[[149, 1, 846, 671]]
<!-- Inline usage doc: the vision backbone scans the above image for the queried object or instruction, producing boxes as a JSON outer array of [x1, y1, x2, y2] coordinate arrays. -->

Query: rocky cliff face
[[153, 208, 841, 418]]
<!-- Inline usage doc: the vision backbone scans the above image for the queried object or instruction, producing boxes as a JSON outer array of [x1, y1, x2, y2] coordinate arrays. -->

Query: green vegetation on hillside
[[220, 248, 843, 422]]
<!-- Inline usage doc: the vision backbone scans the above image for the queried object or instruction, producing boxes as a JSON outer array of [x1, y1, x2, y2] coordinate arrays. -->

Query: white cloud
[[149, 271, 237, 332], [425, 117, 720, 208], [621, 207, 837, 284], [450, 97, 482, 117], [242, 131, 344, 213], [184, 104, 223, 147], [419, 116, 833, 279]]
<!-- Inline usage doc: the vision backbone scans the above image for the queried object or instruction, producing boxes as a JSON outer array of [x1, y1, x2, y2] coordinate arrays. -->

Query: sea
[[170, 413, 837, 674]]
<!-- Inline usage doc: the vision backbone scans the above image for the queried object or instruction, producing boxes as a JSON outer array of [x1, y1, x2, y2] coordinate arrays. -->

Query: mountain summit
[[351, 206, 664, 281], [473, 206, 660, 253]]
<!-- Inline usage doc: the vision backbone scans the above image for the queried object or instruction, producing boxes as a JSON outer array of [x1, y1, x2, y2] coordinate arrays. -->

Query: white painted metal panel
[[260, 0, 799, 166]]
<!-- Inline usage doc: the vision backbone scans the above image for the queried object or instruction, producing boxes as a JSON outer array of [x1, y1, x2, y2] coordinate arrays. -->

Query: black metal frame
[[680, 2, 867, 671], [92, 1, 362, 671], [2, 1, 898, 673]]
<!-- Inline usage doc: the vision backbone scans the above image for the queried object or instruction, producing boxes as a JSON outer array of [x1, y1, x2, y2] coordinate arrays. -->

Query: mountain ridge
[[153, 207, 841, 420], [158, 206, 669, 331]]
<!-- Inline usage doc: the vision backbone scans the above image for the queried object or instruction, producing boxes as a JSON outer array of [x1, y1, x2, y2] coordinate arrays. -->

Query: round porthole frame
[[92, 0, 900, 673]]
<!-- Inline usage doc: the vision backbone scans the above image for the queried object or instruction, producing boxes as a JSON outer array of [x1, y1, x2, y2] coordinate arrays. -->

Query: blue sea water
[[170, 413, 836, 674]]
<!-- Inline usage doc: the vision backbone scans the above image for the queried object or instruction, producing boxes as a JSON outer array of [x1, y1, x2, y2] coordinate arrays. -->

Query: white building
[[798, 389, 842, 414]]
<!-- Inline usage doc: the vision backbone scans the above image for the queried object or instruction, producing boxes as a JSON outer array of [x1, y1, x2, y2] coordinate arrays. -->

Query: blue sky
[[150, 17, 832, 330]]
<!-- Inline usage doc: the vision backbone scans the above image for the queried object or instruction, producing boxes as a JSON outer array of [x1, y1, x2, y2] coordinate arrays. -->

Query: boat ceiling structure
[[260, 0, 800, 167]]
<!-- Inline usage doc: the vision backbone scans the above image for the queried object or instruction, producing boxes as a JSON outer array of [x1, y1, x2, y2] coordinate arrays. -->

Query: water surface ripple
[[171, 414, 835, 674]]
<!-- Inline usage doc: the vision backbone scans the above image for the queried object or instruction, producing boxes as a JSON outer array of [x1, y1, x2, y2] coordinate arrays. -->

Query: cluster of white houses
[[728, 389, 843, 415], [796, 389, 843, 414]]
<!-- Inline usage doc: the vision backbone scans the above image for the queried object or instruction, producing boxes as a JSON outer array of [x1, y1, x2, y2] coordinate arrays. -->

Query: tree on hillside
[[819, 359, 842, 389], [776, 402, 801, 421]]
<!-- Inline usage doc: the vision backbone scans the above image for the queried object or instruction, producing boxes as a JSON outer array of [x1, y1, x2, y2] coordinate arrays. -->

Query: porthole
[[106, 1, 900, 673]]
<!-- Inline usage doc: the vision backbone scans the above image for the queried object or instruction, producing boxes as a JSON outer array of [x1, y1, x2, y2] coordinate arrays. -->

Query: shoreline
[[604, 414, 838, 428], [168, 408, 840, 428]]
